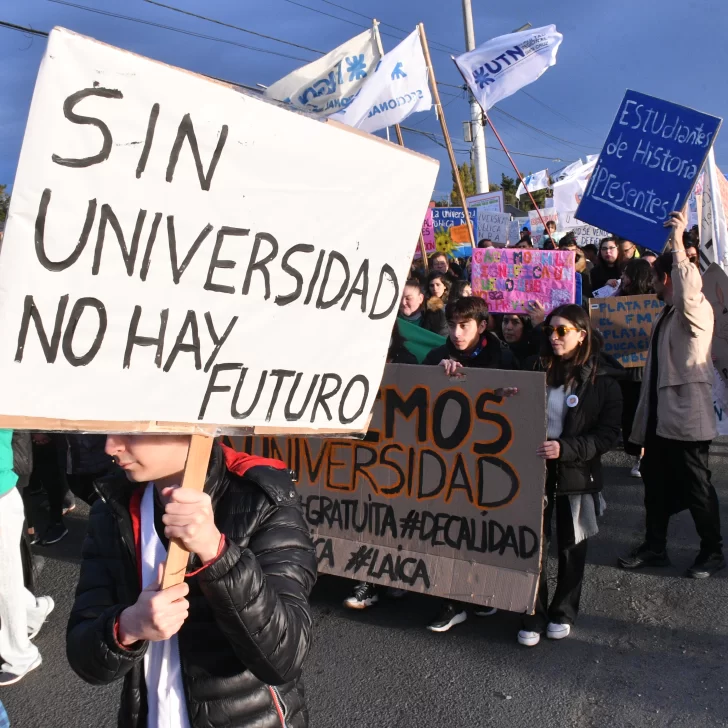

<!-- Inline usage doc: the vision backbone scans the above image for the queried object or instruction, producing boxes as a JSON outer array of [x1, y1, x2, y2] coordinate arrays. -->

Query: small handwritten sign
[[589, 294, 665, 367], [472, 248, 575, 314]]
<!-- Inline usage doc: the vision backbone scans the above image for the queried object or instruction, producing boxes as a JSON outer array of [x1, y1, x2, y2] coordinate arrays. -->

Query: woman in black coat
[[590, 236, 622, 291], [519, 304, 622, 647]]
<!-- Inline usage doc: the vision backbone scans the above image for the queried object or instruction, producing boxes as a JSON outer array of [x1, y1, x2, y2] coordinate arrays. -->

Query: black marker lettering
[[198, 363, 242, 419], [123, 306, 169, 369], [92, 204, 146, 276], [316, 252, 350, 309], [303, 249, 326, 305], [15, 294, 69, 363], [310, 373, 342, 422], [203, 312, 238, 373], [139, 212, 162, 282], [231, 369, 268, 419], [167, 216, 213, 284], [242, 233, 278, 300], [342, 260, 370, 312], [35, 189, 96, 272], [204, 227, 248, 294], [266, 369, 296, 421], [61, 297, 107, 367], [338, 375, 369, 424], [275, 244, 314, 306], [165, 113, 228, 192], [368, 264, 399, 320], [52, 87, 123, 168], [136, 102, 160, 179], [284, 373, 320, 421], [163, 310, 201, 372]]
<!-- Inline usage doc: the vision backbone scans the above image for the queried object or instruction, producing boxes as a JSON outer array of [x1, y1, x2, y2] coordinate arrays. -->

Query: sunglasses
[[544, 325, 581, 338]]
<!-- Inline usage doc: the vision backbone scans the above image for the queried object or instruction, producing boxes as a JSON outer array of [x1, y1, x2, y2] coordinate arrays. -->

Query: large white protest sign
[[0, 29, 439, 435], [264, 29, 381, 117], [476, 210, 510, 244], [466, 190, 504, 213]]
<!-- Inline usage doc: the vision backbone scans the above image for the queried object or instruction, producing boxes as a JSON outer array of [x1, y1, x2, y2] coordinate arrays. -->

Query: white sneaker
[[630, 458, 642, 478], [0, 654, 42, 686], [546, 622, 571, 640], [474, 606, 498, 617], [517, 630, 541, 647], [343, 582, 379, 610], [28, 596, 55, 640]]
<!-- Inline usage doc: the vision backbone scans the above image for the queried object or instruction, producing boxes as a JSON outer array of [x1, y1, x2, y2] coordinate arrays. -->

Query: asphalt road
[[3, 446, 728, 728]]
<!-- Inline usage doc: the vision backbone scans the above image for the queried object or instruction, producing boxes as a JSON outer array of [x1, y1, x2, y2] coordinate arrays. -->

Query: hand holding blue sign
[[576, 90, 721, 252]]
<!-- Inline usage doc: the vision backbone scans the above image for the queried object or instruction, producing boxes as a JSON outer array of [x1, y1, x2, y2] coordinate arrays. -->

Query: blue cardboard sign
[[576, 91, 721, 252], [431, 207, 478, 258]]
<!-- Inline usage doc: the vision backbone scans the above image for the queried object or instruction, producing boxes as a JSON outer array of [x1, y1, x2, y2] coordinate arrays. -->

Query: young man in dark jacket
[[66, 436, 317, 728], [423, 296, 518, 632], [423, 296, 519, 372]]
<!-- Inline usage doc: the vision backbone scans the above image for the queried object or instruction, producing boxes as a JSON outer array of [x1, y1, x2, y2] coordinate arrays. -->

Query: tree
[[490, 173, 552, 211], [0, 185, 9, 224], [449, 162, 477, 206]]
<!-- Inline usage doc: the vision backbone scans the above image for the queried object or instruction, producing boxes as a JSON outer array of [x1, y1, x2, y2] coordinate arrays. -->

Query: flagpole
[[450, 59, 550, 239], [418, 22, 476, 249], [373, 20, 429, 270]]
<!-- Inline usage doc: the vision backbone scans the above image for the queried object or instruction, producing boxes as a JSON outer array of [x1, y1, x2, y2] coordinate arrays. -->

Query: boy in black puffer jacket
[[67, 437, 316, 728]]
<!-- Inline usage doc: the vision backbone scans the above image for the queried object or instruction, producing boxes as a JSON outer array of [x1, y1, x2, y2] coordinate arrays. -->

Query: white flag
[[516, 169, 550, 197], [454, 25, 563, 110], [701, 148, 728, 271], [332, 30, 432, 133], [264, 29, 381, 117], [551, 159, 596, 212], [551, 159, 582, 182]]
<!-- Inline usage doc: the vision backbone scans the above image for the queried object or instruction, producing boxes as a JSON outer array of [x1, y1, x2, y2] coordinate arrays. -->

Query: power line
[[318, 0, 460, 54], [491, 107, 596, 153], [0, 20, 47, 38], [142, 0, 324, 55], [520, 89, 599, 138], [44, 0, 314, 62]]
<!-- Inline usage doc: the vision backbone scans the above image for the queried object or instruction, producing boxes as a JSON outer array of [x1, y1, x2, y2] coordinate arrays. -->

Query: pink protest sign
[[414, 208, 436, 259], [471, 248, 576, 314]]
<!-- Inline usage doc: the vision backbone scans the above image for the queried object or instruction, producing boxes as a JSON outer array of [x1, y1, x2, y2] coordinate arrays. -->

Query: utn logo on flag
[[454, 25, 563, 111], [264, 28, 381, 117], [516, 169, 550, 197], [332, 29, 432, 133]]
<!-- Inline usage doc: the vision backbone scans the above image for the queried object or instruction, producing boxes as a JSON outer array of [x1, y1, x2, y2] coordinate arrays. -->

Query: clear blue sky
[[2, 0, 727, 200]]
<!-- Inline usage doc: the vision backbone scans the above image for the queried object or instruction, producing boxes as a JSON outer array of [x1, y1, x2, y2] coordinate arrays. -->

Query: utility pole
[[462, 0, 489, 193]]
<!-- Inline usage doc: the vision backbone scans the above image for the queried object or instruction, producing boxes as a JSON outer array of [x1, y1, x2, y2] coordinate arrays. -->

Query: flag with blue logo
[[332, 29, 432, 133], [264, 29, 381, 117], [454, 25, 563, 111], [516, 169, 551, 198]]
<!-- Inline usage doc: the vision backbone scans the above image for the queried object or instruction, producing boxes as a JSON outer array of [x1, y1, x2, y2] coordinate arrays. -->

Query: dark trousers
[[29, 440, 70, 526], [523, 483, 588, 632], [620, 381, 643, 457], [641, 435, 723, 555]]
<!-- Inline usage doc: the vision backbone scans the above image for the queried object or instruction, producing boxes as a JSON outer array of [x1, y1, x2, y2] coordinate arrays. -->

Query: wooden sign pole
[[162, 433, 215, 589], [373, 20, 429, 272], [418, 22, 476, 249]]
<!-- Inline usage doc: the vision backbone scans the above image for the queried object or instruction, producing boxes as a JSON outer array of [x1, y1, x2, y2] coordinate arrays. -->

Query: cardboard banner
[[589, 295, 665, 368], [702, 264, 728, 385], [476, 210, 510, 245], [431, 207, 477, 258], [471, 248, 576, 314], [0, 29, 439, 435], [414, 208, 436, 260], [577, 90, 722, 252], [466, 190, 504, 213], [449, 224, 471, 244], [228, 364, 547, 612]]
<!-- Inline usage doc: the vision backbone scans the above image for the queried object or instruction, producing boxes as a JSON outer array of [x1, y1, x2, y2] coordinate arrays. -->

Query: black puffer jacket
[[423, 330, 519, 370], [527, 356, 622, 494], [67, 444, 317, 728]]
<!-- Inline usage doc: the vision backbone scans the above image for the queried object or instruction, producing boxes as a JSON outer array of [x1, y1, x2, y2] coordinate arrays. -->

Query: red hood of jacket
[[220, 443, 286, 478]]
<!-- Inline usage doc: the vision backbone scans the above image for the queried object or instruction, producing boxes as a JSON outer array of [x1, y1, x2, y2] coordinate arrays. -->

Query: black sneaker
[[39, 523, 68, 546], [426, 602, 467, 632], [343, 582, 379, 610], [686, 552, 726, 579], [618, 543, 670, 570]]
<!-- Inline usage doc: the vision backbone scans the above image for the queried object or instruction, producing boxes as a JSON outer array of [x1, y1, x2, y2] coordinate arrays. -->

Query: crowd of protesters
[[0, 211, 723, 727]]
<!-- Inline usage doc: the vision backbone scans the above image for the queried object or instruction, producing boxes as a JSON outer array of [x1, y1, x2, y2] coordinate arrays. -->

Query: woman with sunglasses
[[590, 236, 622, 291], [519, 304, 622, 647]]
